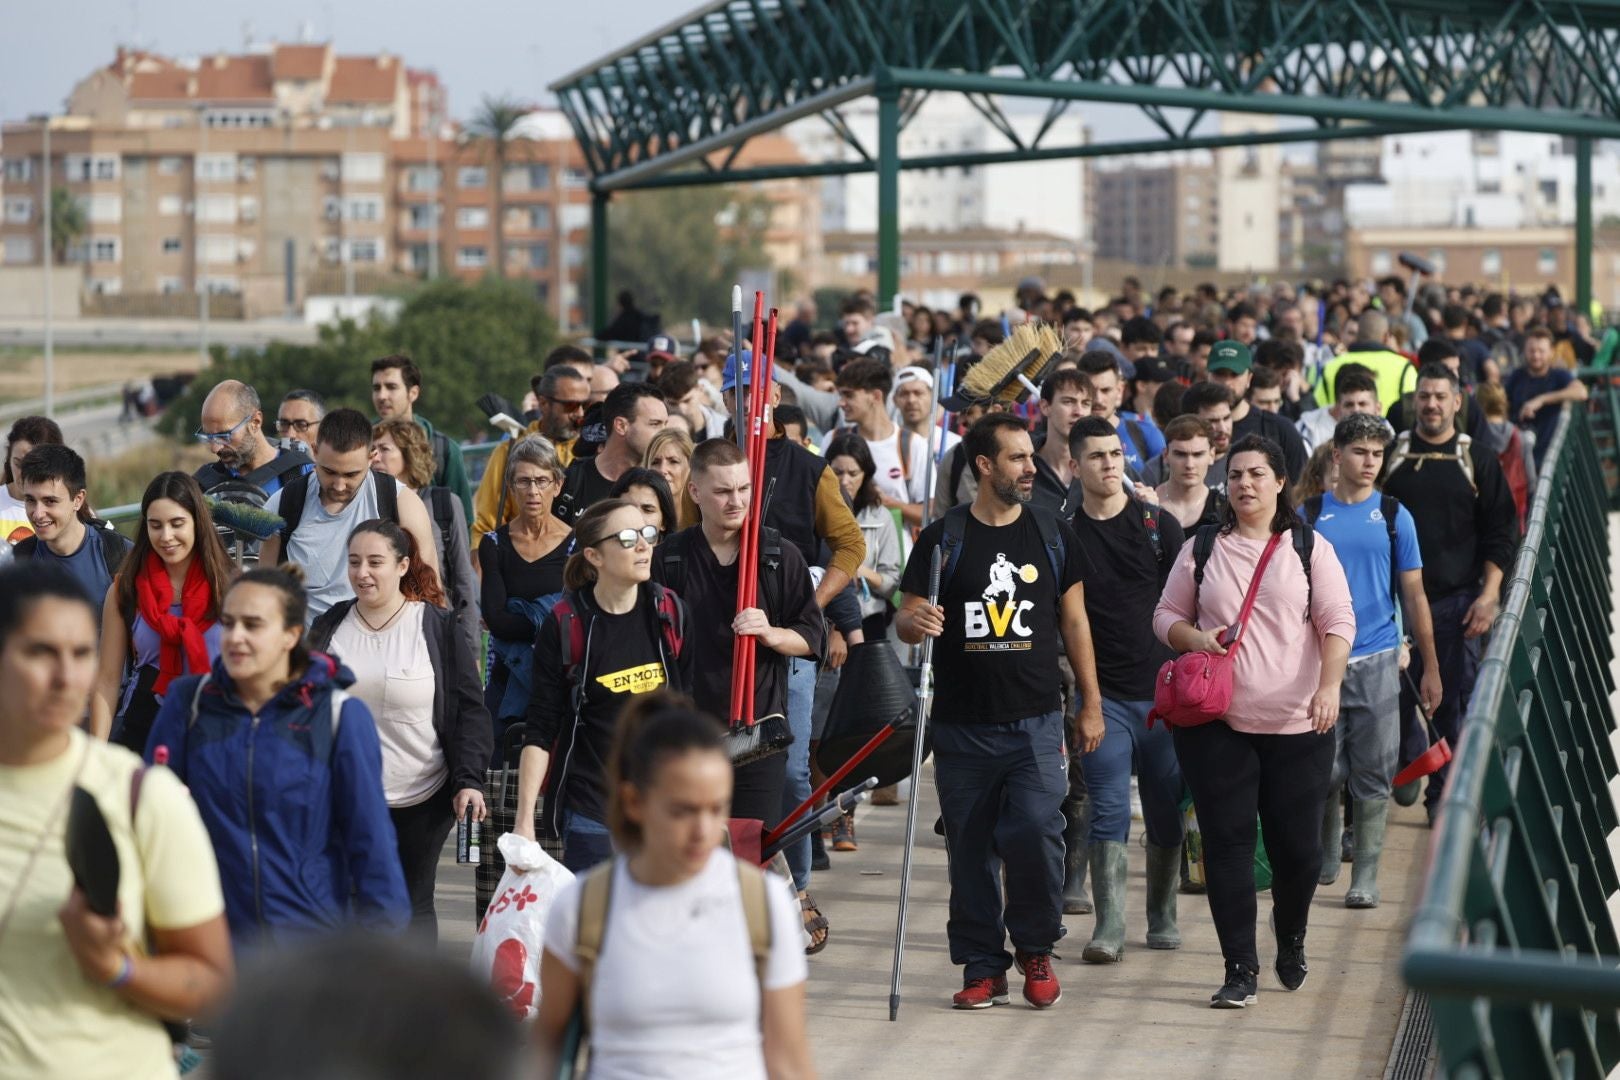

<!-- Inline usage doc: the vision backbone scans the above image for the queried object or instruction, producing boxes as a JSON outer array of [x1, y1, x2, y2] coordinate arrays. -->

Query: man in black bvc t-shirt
[[1065, 417, 1186, 965], [898, 413, 1103, 1012]]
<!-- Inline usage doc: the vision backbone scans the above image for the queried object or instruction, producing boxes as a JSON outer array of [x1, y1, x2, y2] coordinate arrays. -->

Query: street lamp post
[[40, 116, 53, 417]]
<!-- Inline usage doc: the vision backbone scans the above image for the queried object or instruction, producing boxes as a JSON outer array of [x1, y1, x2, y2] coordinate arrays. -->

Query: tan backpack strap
[[735, 861, 772, 991], [573, 862, 615, 1032]]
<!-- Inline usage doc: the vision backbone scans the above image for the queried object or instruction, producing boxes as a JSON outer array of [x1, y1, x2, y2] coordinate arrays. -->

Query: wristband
[[104, 952, 133, 989]]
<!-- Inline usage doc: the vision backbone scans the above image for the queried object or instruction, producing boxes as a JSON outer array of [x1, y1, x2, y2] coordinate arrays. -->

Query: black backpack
[[660, 525, 785, 625], [936, 503, 1066, 597], [276, 470, 400, 543], [14, 519, 129, 576], [425, 486, 466, 615], [1301, 493, 1402, 609], [1191, 522, 1316, 623]]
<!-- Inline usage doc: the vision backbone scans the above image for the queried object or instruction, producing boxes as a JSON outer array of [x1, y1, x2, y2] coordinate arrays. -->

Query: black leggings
[[389, 783, 457, 942], [1173, 721, 1335, 970]]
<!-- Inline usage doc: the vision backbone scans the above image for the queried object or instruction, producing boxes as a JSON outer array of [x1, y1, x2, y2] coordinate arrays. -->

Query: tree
[[49, 187, 85, 265], [465, 96, 531, 279], [159, 278, 557, 442], [603, 185, 776, 327]]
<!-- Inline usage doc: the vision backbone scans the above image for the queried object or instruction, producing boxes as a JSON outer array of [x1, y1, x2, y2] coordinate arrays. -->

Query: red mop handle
[[763, 723, 898, 847], [731, 297, 769, 727], [741, 310, 778, 728]]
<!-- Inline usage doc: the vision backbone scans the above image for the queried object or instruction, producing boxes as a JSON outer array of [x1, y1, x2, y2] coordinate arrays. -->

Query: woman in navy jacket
[[146, 565, 409, 949]]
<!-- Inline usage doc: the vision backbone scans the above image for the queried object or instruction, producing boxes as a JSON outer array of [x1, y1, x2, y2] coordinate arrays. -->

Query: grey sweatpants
[[1331, 647, 1401, 801]]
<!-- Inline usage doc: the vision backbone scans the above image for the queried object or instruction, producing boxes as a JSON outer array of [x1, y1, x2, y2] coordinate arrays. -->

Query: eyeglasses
[[543, 396, 590, 414], [276, 417, 315, 434], [595, 524, 660, 549], [194, 415, 253, 444], [511, 475, 557, 491]]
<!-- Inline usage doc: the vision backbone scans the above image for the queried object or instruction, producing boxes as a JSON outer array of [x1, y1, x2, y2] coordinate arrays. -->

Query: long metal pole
[[197, 108, 209, 365], [889, 546, 942, 1021], [876, 82, 900, 304], [919, 337, 943, 529], [1575, 136, 1593, 317], [41, 118, 53, 418]]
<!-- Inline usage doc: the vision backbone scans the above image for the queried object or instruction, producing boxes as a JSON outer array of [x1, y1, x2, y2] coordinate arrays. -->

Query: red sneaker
[[952, 975, 1009, 1009], [1015, 950, 1062, 1009]]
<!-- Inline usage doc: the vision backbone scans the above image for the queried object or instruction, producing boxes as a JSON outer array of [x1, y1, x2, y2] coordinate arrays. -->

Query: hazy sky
[[4, 0, 680, 121]]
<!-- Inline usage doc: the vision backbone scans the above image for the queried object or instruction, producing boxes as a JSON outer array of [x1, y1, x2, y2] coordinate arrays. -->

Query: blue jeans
[[561, 811, 613, 875], [933, 710, 1067, 979], [1079, 698, 1184, 847], [780, 656, 816, 892]]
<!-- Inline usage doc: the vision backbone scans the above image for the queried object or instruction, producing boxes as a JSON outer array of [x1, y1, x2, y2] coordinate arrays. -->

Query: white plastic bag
[[471, 832, 575, 1022]]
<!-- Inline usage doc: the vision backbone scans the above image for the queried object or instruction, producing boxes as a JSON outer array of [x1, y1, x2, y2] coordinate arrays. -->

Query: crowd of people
[[0, 270, 1595, 1077]]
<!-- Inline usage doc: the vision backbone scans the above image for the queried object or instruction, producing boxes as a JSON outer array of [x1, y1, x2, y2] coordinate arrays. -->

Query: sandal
[[800, 890, 830, 955]]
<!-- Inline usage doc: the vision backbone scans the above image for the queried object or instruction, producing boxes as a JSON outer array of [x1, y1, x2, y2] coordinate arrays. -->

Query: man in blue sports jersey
[[1299, 413, 1442, 908]]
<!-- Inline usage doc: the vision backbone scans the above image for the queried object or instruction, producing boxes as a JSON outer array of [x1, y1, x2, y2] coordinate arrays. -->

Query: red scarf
[[134, 552, 215, 695]]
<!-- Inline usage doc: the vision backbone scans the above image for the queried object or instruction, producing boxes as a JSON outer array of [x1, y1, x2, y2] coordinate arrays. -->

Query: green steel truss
[[551, 0, 1620, 190]]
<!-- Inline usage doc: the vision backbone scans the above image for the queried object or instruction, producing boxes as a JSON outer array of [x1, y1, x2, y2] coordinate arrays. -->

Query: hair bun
[[277, 562, 307, 587]]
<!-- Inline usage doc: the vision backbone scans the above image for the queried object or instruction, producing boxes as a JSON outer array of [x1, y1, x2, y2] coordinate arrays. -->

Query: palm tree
[[466, 96, 529, 279], [49, 187, 86, 265]]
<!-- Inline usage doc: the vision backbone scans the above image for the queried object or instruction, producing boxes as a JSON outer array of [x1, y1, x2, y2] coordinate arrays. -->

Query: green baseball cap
[[1207, 340, 1252, 375]]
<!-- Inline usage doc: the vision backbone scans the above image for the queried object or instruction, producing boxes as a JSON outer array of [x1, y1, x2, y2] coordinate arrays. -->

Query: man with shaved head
[[192, 379, 313, 496]]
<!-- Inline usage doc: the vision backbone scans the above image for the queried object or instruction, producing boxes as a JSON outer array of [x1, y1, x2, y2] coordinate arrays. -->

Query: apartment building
[[1090, 156, 1219, 269]]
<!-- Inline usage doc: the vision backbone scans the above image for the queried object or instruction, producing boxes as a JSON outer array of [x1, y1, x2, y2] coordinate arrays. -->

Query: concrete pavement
[[434, 765, 1425, 1079]]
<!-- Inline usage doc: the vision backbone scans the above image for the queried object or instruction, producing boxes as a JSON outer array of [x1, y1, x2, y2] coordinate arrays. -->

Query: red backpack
[[1497, 427, 1531, 533], [550, 584, 686, 705]]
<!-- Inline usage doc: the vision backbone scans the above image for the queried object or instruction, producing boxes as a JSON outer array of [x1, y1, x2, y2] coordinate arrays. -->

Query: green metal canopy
[[551, 0, 1620, 320]]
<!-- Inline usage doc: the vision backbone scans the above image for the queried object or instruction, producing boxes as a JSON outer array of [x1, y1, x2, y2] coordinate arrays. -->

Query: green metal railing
[[1403, 402, 1620, 1078]]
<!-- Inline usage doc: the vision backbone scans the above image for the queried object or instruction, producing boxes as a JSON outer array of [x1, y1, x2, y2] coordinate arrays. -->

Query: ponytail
[[349, 518, 446, 607], [605, 692, 726, 851]]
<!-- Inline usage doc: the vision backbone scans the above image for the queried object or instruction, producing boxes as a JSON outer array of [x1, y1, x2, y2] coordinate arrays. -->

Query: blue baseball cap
[[721, 349, 783, 392]]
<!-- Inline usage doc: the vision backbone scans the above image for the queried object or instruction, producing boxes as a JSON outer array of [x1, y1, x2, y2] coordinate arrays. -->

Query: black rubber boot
[[1062, 795, 1093, 916]]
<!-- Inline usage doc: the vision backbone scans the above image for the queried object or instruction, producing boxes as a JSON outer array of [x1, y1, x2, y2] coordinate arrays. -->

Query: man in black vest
[[193, 380, 312, 497]]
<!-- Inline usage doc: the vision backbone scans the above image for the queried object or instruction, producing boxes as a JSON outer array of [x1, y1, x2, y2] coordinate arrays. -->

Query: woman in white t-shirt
[[0, 416, 63, 560], [538, 698, 815, 1080], [306, 519, 492, 942]]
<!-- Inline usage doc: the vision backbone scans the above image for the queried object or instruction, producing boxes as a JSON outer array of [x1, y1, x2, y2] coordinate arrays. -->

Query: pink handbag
[[1149, 532, 1284, 729]]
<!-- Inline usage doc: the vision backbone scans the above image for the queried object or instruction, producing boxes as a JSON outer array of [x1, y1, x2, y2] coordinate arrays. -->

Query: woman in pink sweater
[[1153, 434, 1355, 1010]]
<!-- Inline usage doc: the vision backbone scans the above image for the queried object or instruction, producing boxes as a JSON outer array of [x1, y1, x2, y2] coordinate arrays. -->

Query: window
[[198, 195, 236, 223], [159, 195, 183, 217], [157, 276, 184, 295], [321, 238, 341, 263], [1482, 248, 1502, 275], [457, 206, 489, 228], [239, 197, 258, 223], [2, 158, 33, 182], [406, 166, 441, 192], [529, 205, 551, 231], [90, 238, 120, 263], [323, 197, 342, 222], [527, 164, 551, 189], [346, 196, 384, 223], [408, 244, 431, 272], [527, 243, 551, 269], [65, 154, 119, 182], [86, 277, 121, 295], [408, 204, 440, 229], [204, 111, 274, 129], [563, 167, 589, 189], [1370, 249, 1393, 275], [79, 194, 121, 223], [560, 204, 590, 231], [200, 276, 240, 294], [238, 157, 256, 182], [195, 153, 237, 182], [3, 198, 31, 223], [2, 236, 34, 263], [348, 239, 382, 263], [565, 243, 584, 268], [457, 245, 487, 268], [158, 156, 184, 176], [458, 166, 487, 188], [162, 237, 183, 254], [341, 153, 385, 183], [1538, 248, 1558, 275], [200, 235, 235, 265], [1539, 179, 1559, 204]]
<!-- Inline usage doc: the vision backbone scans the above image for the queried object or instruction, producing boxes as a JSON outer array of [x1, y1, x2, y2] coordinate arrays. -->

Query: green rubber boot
[[1345, 799, 1389, 909], [1062, 796, 1093, 916], [1144, 842, 1182, 950], [1082, 841, 1129, 963], [1319, 789, 1343, 886]]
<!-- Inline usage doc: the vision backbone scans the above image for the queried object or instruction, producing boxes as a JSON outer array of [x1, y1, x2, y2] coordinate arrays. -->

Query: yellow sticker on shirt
[[594, 664, 667, 695]]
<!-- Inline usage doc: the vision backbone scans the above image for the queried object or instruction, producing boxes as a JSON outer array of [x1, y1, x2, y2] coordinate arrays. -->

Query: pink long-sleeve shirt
[[1153, 529, 1357, 735]]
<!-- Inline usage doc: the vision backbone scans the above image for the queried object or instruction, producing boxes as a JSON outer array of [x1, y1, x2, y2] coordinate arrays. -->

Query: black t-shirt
[[1029, 454, 1081, 517], [1232, 405, 1308, 483], [557, 458, 618, 525], [1068, 501, 1185, 700], [478, 525, 571, 642], [652, 527, 826, 724], [526, 589, 694, 825], [902, 508, 1086, 725]]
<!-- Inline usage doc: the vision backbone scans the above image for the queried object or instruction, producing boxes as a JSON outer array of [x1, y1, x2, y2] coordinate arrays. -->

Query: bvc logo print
[[964, 552, 1038, 651]]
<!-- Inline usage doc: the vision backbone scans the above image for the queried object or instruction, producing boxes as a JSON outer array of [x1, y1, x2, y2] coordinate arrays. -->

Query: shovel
[[1391, 667, 1452, 788]]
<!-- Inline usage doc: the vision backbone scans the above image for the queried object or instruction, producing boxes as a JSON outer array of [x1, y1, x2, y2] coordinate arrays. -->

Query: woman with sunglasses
[[479, 436, 573, 752], [512, 499, 693, 873]]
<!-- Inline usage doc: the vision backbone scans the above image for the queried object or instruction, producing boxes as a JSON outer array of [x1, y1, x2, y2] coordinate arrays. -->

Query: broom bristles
[[726, 713, 793, 766], [207, 498, 285, 541], [960, 323, 1062, 404]]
